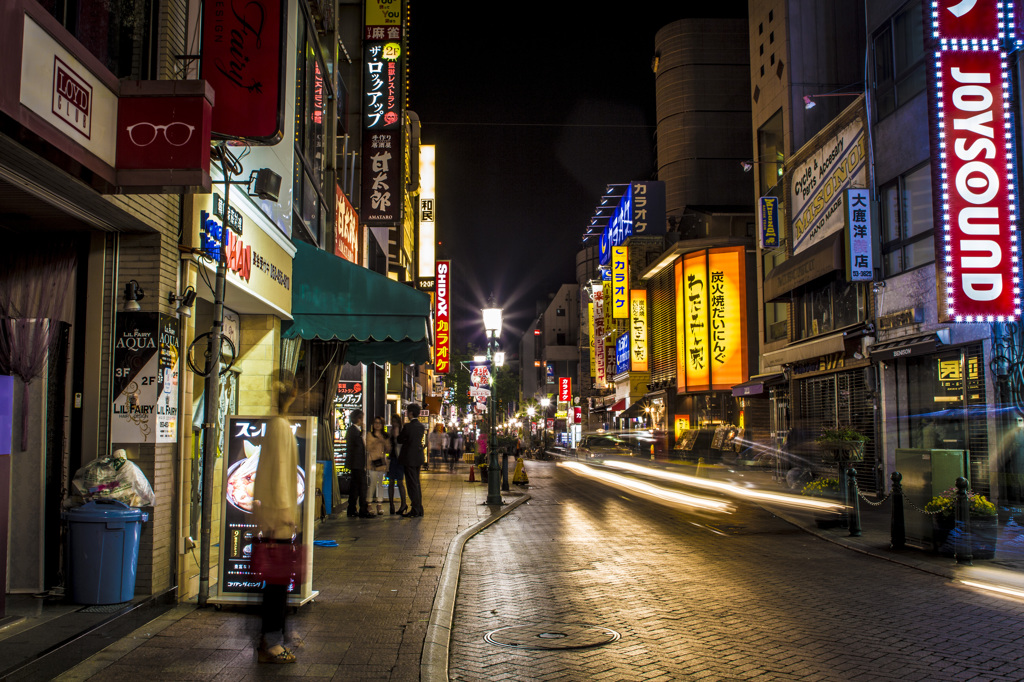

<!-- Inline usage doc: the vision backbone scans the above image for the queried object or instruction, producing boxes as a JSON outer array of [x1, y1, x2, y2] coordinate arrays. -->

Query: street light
[[482, 300, 503, 505]]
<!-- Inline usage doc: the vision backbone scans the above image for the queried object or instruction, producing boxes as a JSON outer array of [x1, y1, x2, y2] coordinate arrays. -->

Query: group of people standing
[[344, 403, 426, 518], [426, 423, 465, 471]]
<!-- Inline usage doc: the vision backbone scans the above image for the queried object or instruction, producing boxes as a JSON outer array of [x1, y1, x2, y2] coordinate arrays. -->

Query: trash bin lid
[[63, 499, 147, 522]]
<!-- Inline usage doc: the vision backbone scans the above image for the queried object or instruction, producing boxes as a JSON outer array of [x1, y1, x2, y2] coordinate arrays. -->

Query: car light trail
[[599, 460, 844, 513], [560, 461, 733, 513], [959, 580, 1024, 601]]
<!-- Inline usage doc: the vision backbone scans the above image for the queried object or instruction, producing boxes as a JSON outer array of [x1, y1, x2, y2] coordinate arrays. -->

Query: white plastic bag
[[68, 449, 155, 507]]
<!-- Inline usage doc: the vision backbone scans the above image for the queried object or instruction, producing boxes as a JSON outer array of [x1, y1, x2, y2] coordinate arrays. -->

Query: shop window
[[292, 11, 328, 246], [765, 302, 787, 343], [36, 0, 157, 79], [881, 164, 935, 277], [795, 280, 867, 340], [757, 109, 785, 198], [873, 1, 926, 120]]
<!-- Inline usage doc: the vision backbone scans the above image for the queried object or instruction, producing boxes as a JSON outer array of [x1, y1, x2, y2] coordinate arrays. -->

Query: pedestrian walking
[[387, 414, 407, 515], [397, 403, 426, 517], [427, 423, 448, 472], [450, 431, 464, 472], [253, 379, 301, 664], [345, 409, 373, 518], [366, 416, 389, 516]]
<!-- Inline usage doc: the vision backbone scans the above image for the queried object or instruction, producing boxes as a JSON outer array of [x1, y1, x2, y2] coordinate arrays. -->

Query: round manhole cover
[[484, 623, 620, 650]]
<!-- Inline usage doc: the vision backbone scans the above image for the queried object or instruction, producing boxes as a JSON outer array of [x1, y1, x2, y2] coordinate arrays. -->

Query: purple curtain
[[0, 242, 76, 450]]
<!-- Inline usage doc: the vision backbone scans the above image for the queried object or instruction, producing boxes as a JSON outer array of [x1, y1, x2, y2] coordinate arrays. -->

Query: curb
[[422, 492, 532, 682]]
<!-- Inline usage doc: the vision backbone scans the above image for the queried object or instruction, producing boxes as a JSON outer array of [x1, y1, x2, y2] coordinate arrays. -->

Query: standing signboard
[[111, 312, 179, 444], [213, 416, 318, 606]]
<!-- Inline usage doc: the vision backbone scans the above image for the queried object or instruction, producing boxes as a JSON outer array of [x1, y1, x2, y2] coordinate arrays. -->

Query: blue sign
[[598, 181, 666, 266], [759, 196, 780, 249], [615, 333, 630, 375]]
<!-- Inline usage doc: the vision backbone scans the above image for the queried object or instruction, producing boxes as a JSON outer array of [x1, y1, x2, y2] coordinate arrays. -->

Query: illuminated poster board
[[707, 247, 747, 390], [680, 251, 710, 391], [593, 285, 606, 387], [630, 289, 648, 372], [588, 302, 596, 378], [559, 377, 571, 402], [434, 260, 450, 373], [611, 246, 629, 319], [215, 416, 318, 606]]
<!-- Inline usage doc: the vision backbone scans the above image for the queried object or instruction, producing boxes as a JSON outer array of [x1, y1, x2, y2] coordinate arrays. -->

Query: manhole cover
[[484, 623, 620, 650]]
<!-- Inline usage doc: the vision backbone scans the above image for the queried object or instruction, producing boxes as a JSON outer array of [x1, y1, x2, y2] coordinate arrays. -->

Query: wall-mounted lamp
[[225, 167, 284, 203], [803, 92, 862, 110], [169, 285, 197, 317], [123, 280, 145, 311], [741, 158, 784, 174]]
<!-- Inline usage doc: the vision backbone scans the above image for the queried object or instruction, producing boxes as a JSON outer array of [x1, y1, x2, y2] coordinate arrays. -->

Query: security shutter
[[650, 268, 676, 384]]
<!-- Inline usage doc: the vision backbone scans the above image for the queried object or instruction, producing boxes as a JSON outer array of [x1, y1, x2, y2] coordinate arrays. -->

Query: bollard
[[501, 452, 510, 491], [847, 468, 862, 537], [954, 476, 973, 565], [890, 471, 905, 549]]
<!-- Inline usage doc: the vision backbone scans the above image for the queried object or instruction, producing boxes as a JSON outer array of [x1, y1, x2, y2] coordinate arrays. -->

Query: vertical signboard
[[630, 289, 648, 372], [434, 260, 451, 374], [559, 377, 572, 403], [707, 247, 747, 391], [334, 186, 359, 264], [599, 182, 667, 266], [759, 196, 780, 249], [200, 0, 286, 143], [588, 302, 596, 378], [844, 188, 873, 281], [593, 284, 607, 388], [681, 251, 710, 392], [217, 417, 317, 605], [111, 313, 179, 444], [419, 145, 436, 281], [926, 2, 1019, 322], [615, 333, 630, 375], [611, 246, 629, 318]]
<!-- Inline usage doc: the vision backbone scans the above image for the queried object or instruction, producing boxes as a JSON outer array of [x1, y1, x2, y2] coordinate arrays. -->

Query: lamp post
[[482, 302, 504, 505], [540, 397, 550, 450], [526, 406, 535, 452]]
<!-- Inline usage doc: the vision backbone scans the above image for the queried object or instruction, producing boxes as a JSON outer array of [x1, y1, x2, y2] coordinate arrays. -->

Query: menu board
[[215, 416, 317, 605]]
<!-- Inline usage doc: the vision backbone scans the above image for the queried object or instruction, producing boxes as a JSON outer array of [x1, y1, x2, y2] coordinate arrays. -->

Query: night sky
[[409, 3, 747, 353]]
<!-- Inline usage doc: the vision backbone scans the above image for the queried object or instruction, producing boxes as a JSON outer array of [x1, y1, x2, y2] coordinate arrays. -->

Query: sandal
[[258, 644, 296, 664]]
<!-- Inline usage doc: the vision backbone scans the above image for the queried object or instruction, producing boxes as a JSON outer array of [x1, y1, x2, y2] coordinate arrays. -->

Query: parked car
[[576, 434, 634, 460]]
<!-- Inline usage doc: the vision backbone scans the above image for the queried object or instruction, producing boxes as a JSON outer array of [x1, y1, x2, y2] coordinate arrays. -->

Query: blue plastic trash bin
[[62, 499, 148, 605], [319, 460, 333, 515]]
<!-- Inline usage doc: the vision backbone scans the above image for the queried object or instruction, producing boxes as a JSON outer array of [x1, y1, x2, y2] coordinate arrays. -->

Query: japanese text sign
[[559, 377, 571, 403], [615, 333, 630, 376], [598, 181, 667, 265], [844, 189, 873, 281], [361, 131, 399, 225], [593, 284, 607, 388], [434, 261, 451, 374], [630, 289, 648, 372], [612, 246, 629, 318]]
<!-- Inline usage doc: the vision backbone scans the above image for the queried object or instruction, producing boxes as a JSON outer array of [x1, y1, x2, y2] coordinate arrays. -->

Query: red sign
[[546, 418, 555, 430], [434, 261, 451, 374], [934, 0, 1002, 41], [334, 186, 358, 263], [931, 49, 1019, 321], [558, 377, 571, 403], [200, 0, 285, 143], [573, 407, 581, 424], [116, 92, 211, 172]]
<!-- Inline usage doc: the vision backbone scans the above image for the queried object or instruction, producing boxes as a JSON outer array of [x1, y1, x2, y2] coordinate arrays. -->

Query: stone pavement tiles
[[57, 470, 493, 682]]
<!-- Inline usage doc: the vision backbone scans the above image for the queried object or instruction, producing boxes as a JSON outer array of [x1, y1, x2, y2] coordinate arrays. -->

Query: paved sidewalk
[[53, 467, 528, 682]]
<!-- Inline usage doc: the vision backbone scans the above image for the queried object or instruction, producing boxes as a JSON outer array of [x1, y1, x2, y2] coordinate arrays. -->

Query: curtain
[[0, 241, 76, 450], [303, 341, 347, 470]]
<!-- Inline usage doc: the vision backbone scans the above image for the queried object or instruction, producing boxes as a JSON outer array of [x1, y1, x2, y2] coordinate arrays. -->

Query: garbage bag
[[66, 449, 155, 508]]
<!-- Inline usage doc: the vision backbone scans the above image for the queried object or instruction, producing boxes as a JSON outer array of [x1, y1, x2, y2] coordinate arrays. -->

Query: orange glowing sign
[[680, 251, 710, 391]]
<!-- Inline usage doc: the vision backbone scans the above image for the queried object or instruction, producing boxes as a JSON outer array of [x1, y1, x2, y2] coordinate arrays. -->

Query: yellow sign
[[708, 247, 747, 390], [588, 302, 596, 378], [674, 415, 690, 440], [630, 289, 648, 372], [680, 251, 710, 391], [612, 246, 629, 318]]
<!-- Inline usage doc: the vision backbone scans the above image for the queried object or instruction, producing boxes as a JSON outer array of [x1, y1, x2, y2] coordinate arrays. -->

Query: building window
[[881, 164, 934, 277], [292, 12, 328, 246], [37, 0, 157, 79], [873, 1, 926, 120], [795, 281, 867, 340], [556, 308, 566, 316]]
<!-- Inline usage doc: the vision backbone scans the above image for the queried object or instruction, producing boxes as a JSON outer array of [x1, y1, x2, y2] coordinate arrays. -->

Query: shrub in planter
[[925, 487, 998, 558], [815, 426, 868, 462]]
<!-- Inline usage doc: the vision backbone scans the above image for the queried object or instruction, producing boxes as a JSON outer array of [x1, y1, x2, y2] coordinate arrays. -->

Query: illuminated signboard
[[559, 377, 572, 403], [615, 333, 630, 375], [598, 181, 667, 265], [630, 289, 648, 372], [759, 196, 780, 249], [612, 246, 629, 318], [334, 185, 358, 263], [926, 2, 1020, 322], [676, 247, 747, 392], [434, 261, 451, 374], [419, 145, 436, 281], [588, 302, 596, 378], [844, 188, 873, 281], [593, 284, 607, 387]]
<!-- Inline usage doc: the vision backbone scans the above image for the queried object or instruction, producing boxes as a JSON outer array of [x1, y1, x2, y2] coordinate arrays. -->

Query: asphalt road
[[449, 461, 1024, 681]]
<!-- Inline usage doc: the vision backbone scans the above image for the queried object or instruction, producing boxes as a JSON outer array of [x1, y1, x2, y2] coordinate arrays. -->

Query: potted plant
[[801, 477, 845, 528], [815, 426, 868, 463], [925, 486, 998, 559]]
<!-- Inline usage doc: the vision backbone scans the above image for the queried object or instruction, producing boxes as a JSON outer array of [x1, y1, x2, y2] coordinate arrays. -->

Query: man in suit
[[345, 409, 373, 518], [397, 404, 426, 517]]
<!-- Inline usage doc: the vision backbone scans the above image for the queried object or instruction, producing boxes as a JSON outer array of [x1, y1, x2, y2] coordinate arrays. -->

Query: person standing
[[397, 403, 426, 517], [253, 380, 301, 664], [387, 414, 407, 515], [450, 431, 464, 472], [427, 423, 448, 472], [366, 417, 389, 516], [345, 409, 373, 518]]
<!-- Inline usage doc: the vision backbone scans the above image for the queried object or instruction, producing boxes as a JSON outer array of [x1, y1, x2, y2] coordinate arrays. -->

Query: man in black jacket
[[397, 404, 426, 517], [345, 409, 372, 518]]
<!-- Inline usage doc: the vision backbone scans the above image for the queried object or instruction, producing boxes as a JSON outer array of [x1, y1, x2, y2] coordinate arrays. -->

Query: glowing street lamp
[[482, 300, 503, 505]]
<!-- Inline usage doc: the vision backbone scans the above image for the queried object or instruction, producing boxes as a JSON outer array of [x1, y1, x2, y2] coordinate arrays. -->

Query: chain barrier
[[856, 489, 891, 507], [903, 494, 943, 516]]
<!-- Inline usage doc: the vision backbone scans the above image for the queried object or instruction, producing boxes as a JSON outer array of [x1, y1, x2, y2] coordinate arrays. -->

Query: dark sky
[[409, 4, 747, 352]]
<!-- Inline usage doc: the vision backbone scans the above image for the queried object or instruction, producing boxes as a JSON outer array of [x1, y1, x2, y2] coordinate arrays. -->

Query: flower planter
[[931, 515, 998, 559], [821, 440, 865, 463]]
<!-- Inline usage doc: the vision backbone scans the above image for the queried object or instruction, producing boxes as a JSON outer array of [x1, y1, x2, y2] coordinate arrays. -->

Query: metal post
[[486, 337, 502, 504], [501, 452, 509, 491], [954, 476, 973, 565], [847, 468, 862, 537], [198, 146, 229, 607], [890, 471, 905, 549]]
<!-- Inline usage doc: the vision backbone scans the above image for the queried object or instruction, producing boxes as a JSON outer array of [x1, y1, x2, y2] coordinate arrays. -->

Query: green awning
[[282, 241, 432, 365]]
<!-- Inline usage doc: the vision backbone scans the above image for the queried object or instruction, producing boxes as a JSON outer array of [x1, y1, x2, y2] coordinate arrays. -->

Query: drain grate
[[78, 602, 131, 613], [484, 623, 620, 650]]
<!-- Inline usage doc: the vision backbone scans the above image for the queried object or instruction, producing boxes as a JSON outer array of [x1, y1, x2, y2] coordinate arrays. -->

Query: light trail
[[959, 579, 1024, 601], [560, 461, 733, 514], [598, 460, 845, 513]]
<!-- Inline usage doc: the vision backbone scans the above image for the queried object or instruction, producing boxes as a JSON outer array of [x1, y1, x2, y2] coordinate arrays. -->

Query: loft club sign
[[926, 0, 1020, 321]]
